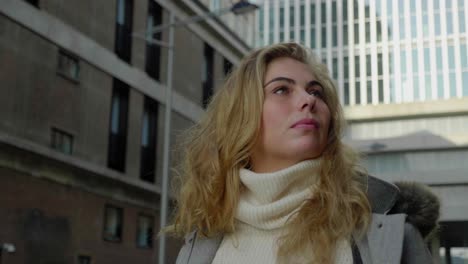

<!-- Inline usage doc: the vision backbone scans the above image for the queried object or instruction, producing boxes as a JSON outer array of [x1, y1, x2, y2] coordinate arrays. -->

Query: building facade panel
[[0, 0, 255, 262]]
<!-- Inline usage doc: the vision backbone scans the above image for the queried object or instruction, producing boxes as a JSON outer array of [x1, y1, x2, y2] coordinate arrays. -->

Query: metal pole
[[159, 12, 175, 264]]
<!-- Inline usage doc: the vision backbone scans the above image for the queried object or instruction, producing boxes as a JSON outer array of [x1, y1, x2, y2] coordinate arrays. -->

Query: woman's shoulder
[[367, 175, 440, 239]]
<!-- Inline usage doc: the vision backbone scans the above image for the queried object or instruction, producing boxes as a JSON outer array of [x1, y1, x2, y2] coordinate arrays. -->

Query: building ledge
[[0, 132, 175, 208], [346, 130, 468, 153], [345, 97, 468, 122]]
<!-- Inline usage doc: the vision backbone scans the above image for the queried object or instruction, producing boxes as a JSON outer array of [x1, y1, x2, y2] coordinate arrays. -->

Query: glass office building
[[255, 0, 468, 263], [256, 0, 467, 106]]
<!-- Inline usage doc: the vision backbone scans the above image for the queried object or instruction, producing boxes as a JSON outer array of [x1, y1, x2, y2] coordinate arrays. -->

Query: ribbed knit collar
[[236, 159, 321, 230]]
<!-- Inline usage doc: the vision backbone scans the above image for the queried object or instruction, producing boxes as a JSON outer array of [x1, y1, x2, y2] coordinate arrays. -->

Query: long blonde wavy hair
[[170, 43, 371, 263]]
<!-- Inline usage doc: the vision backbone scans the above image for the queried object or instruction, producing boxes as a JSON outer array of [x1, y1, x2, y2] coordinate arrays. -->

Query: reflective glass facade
[[256, 0, 468, 106]]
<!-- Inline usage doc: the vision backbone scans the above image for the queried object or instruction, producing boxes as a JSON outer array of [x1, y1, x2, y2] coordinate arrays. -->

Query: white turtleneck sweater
[[211, 160, 353, 264]]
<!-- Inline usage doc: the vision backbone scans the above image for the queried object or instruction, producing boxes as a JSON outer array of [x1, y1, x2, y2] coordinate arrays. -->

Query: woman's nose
[[298, 91, 317, 111]]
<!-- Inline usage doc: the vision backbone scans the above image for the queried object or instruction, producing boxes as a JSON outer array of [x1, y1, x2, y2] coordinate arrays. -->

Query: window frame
[[56, 49, 80, 84], [103, 204, 124, 243], [50, 127, 74, 155], [136, 213, 155, 249]]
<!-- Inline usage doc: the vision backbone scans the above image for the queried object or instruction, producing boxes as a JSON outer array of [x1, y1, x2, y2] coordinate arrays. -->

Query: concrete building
[[0, 0, 253, 263], [255, 0, 468, 263]]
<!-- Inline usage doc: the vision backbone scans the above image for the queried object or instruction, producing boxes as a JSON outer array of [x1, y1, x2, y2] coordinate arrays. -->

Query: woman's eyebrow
[[263, 77, 295, 87]]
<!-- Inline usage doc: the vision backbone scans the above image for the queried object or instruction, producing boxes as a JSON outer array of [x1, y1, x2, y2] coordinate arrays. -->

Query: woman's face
[[250, 57, 331, 173]]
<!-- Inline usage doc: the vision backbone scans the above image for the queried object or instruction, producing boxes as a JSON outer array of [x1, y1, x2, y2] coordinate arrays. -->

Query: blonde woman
[[171, 43, 439, 263]]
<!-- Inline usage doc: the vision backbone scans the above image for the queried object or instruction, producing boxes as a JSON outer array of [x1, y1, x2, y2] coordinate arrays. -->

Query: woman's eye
[[274, 86, 289, 94], [308, 89, 324, 98]]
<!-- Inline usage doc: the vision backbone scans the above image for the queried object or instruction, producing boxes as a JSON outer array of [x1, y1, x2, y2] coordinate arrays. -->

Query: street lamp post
[[134, 2, 258, 263], [158, 11, 175, 264]]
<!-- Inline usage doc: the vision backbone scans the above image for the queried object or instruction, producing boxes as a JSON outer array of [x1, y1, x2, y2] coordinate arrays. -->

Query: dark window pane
[[202, 44, 214, 108], [137, 214, 154, 248], [51, 128, 73, 155], [355, 55, 360, 77], [108, 80, 129, 172], [145, 0, 162, 80], [223, 58, 233, 76], [321, 3, 326, 23], [115, 0, 134, 62], [344, 82, 350, 105], [344, 56, 349, 79], [332, 2, 337, 22], [344, 24, 348, 45], [290, 6, 295, 27], [366, 21, 371, 43], [24, 0, 39, 7], [366, 54, 371, 76], [140, 97, 158, 183], [355, 81, 361, 104], [332, 25, 337, 46], [367, 80, 372, 103], [377, 20, 382, 41], [378, 79, 384, 102], [280, 7, 284, 29], [300, 5, 305, 25], [103, 205, 123, 242], [354, 23, 359, 44], [311, 27, 316, 48], [343, 2, 348, 21], [378, 53, 383, 76], [78, 256, 91, 264], [389, 52, 394, 74], [321, 26, 327, 47], [333, 58, 338, 79]]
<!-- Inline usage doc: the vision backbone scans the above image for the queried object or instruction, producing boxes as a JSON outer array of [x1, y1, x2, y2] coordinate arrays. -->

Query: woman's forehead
[[263, 57, 317, 84]]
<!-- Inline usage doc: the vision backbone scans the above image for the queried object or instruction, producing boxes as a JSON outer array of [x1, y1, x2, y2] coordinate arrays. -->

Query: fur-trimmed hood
[[389, 182, 440, 239]]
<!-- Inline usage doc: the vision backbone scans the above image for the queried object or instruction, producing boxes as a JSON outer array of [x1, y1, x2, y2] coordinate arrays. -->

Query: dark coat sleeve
[[401, 223, 434, 264]]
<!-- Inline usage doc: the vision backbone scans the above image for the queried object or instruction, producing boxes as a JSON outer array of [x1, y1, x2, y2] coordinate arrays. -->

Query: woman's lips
[[291, 118, 319, 129]]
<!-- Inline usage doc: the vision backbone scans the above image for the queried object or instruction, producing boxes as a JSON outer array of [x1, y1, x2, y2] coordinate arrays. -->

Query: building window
[[103, 205, 123, 242], [57, 50, 80, 82], [136, 214, 154, 248], [223, 58, 233, 76], [107, 79, 129, 172], [145, 0, 162, 81], [51, 128, 73, 155], [115, 0, 134, 63], [77, 255, 91, 264], [202, 43, 214, 108], [140, 97, 158, 183], [439, 221, 468, 263], [24, 0, 39, 7]]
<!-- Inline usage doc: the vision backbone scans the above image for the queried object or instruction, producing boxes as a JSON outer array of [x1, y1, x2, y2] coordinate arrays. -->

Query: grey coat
[[176, 176, 439, 264]]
